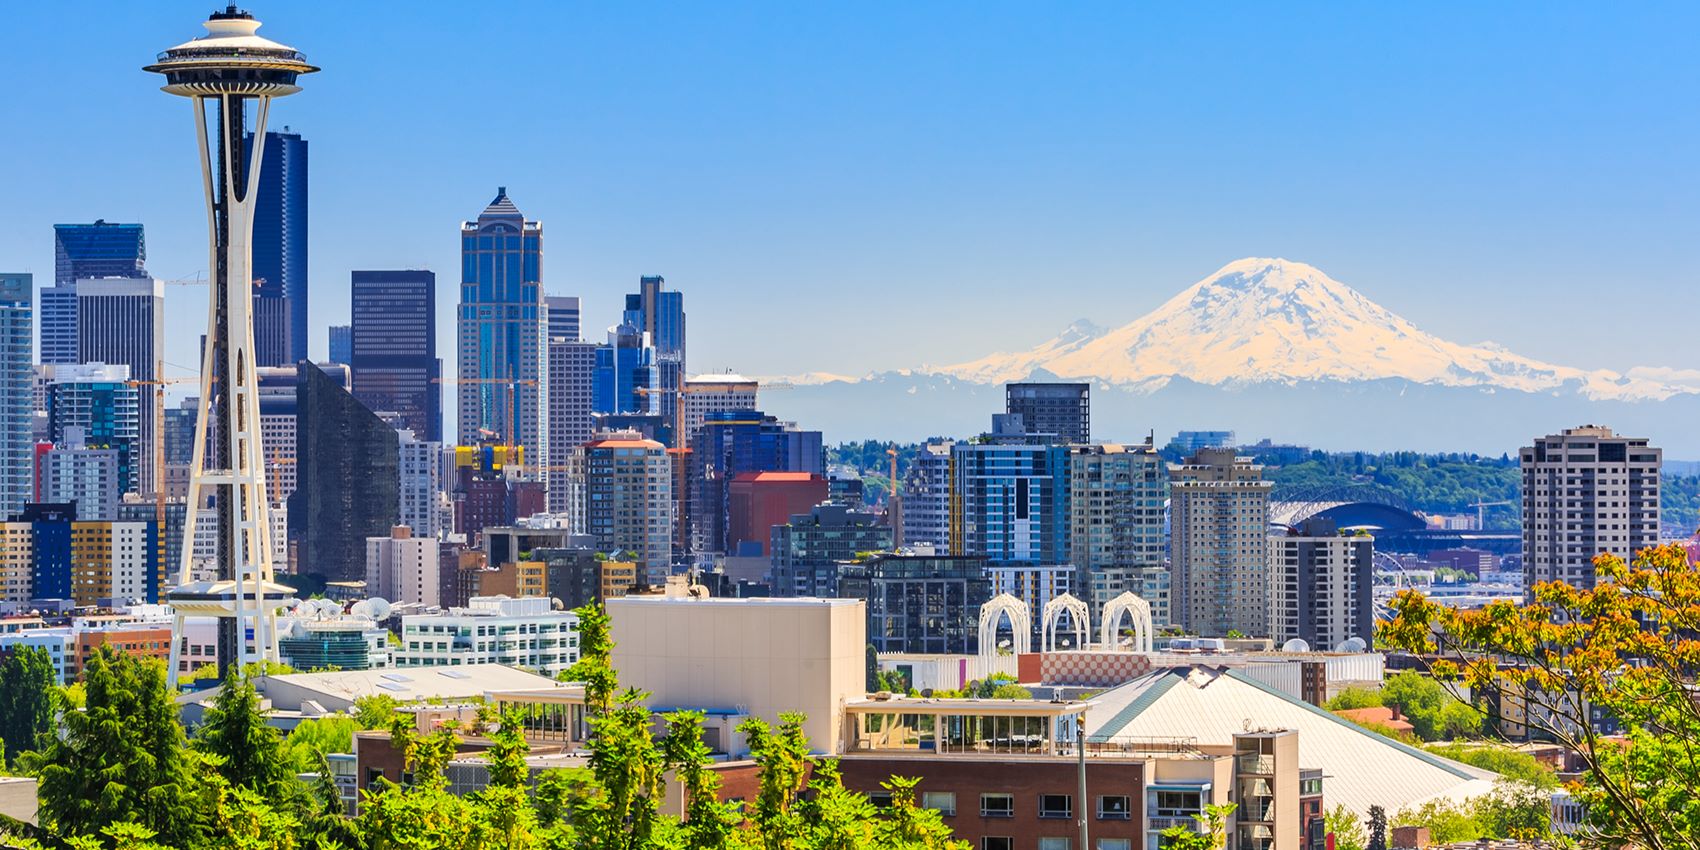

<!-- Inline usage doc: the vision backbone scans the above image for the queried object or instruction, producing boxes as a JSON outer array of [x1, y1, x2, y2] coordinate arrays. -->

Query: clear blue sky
[[2, 2, 1696, 384]]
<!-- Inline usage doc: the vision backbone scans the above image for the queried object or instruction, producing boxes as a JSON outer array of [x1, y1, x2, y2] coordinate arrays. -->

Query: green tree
[[195, 667, 298, 802], [1366, 805, 1386, 850], [1325, 805, 1366, 850], [1378, 670, 1481, 741], [740, 713, 813, 849], [662, 712, 739, 850], [1159, 802, 1235, 850], [0, 646, 56, 769], [352, 694, 401, 729], [1390, 798, 1482, 843], [1323, 686, 1383, 711], [1422, 743, 1558, 789], [34, 648, 211, 848], [280, 715, 360, 773], [868, 776, 966, 849]]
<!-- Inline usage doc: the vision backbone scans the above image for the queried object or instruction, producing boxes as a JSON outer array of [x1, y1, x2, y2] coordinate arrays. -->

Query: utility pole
[[1077, 714, 1088, 850]]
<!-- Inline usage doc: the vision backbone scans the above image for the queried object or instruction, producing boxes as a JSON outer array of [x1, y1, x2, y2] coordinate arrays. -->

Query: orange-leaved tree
[[1381, 543, 1700, 850]]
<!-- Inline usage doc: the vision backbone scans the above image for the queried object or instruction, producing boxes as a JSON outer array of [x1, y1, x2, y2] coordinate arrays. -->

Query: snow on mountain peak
[[935, 258, 1691, 401]]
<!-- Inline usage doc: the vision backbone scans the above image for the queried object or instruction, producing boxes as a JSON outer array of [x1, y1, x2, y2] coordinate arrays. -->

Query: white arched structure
[[978, 593, 1033, 658], [1099, 591, 1154, 653], [1041, 593, 1090, 652]]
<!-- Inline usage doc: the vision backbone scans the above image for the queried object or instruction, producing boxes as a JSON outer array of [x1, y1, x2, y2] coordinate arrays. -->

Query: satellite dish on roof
[[1281, 638, 1311, 653], [1335, 637, 1368, 653], [351, 597, 393, 621]]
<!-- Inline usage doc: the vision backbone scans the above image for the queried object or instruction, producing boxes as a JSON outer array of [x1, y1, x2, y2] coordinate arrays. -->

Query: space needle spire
[[145, 7, 318, 684]]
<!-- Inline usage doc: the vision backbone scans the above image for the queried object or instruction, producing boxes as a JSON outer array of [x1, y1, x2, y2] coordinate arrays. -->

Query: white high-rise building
[[365, 525, 440, 607], [1169, 447, 1272, 638], [39, 427, 122, 520], [681, 374, 758, 445], [546, 339, 595, 515], [398, 431, 444, 539], [395, 596, 578, 676], [1520, 426, 1661, 593]]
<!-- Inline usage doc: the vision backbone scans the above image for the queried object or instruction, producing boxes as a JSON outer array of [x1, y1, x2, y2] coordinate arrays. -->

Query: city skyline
[[2, 2, 1697, 409]]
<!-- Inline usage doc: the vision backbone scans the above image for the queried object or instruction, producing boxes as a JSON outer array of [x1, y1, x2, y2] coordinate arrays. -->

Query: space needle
[[145, 7, 317, 683]]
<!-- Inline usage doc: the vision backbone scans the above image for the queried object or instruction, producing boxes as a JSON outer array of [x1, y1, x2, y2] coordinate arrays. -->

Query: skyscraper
[[623, 275, 684, 420], [592, 320, 660, 417], [1005, 382, 1090, 444], [681, 374, 758, 446], [546, 295, 580, 343], [350, 270, 441, 441], [458, 188, 546, 463], [689, 410, 825, 555], [949, 416, 1070, 566], [76, 277, 163, 495], [327, 325, 352, 365], [770, 502, 891, 597], [578, 432, 673, 582], [1520, 426, 1661, 593], [1169, 447, 1273, 637], [46, 221, 149, 366], [245, 128, 309, 365], [288, 362, 400, 583], [899, 440, 954, 549], [546, 338, 595, 515], [1067, 439, 1169, 623], [0, 275, 31, 517]]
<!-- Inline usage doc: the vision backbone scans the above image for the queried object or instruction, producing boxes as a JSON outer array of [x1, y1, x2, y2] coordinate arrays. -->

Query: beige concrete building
[[365, 525, 441, 607], [1520, 425, 1661, 592], [607, 595, 865, 755], [1169, 447, 1273, 637]]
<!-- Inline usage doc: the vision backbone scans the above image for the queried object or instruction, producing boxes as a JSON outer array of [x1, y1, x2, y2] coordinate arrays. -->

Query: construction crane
[[125, 370, 199, 531], [431, 376, 539, 476], [1467, 500, 1513, 530]]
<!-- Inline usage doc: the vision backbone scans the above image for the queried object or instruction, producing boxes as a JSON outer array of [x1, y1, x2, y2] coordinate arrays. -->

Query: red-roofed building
[[727, 472, 828, 557]]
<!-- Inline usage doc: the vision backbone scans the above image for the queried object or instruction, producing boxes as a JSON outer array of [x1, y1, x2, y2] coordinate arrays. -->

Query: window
[[868, 792, 893, 808], [921, 791, 956, 816], [1097, 841, 1131, 850], [1098, 795, 1130, 819], [980, 793, 1014, 817], [981, 839, 1012, 850], [1039, 794, 1072, 819], [1039, 839, 1072, 850]]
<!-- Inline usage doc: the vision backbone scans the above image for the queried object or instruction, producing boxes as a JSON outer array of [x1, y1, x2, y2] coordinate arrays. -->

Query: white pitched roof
[[1085, 666, 1498, 819]]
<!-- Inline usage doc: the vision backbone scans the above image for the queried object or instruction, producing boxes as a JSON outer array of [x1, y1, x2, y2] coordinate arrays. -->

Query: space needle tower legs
[[146, 7, 317, 685]]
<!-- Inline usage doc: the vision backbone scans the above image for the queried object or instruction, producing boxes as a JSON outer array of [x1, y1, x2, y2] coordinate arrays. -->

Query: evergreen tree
[[0, 646, 56, 769], [195, 667, 298, 802], [1367, 805, 1387, 850], [34, 647, 211, 847]]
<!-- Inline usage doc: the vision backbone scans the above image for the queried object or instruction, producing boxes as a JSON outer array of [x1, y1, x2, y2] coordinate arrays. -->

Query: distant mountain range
[[760, 259, 1700, 456]]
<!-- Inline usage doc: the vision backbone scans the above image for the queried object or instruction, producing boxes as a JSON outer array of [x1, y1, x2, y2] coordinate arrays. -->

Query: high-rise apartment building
[[949, 417, 1069, 565], [256, 366, 301, 506], [351, 270, 441, 441], [327, 325, 352, 365], [1169, 447, 1273, 637], [0, 275, 32, 517], [689, 410, 825, 555], [546, 339, 595, 515], [1068, 439, 1169, 623], [69, 520, 164, 607], [838, 553, 991, 655], [457, 188, 545, 463], [1268, 519, 1373, 651], [546, 295, 580, 343], [899, 441, 953, 549], [1006, 382, 1090, 444], [46, 221, 149, 366], [1520, 426, 1661, 592], [46, 364, 140, 498], [39, 427, 122, 521], [770, 502, 892, 597], [288, 362, 400, 582], [76, 277, 163, 495], [578, 432, 673, 583], [245, 128, 309, 365], [623, 275, 684, 421], [366, 525, 440, 607]]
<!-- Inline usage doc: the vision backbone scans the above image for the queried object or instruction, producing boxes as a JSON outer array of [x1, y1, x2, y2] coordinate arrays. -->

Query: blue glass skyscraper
[[592, 320, 660, 416], [46, 221, 149, 365], [245, 128, 309, 365], [623, 275, 684, 419], [457, 188, 545, 463], [688, 409, 824, 554], [0, 274, 32, 517]]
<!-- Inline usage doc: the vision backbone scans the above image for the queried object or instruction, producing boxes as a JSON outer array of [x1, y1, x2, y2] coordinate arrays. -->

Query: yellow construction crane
[[432, 376, 539, 476], [125, 371, 199, 530]]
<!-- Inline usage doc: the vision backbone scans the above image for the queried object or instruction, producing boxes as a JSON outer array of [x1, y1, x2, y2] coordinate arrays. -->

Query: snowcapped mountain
[[933, 258, 1699, 401]]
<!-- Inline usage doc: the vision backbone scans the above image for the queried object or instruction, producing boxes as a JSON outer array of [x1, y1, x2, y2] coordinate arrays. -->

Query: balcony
[[1236, 754, 1276, 775]]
